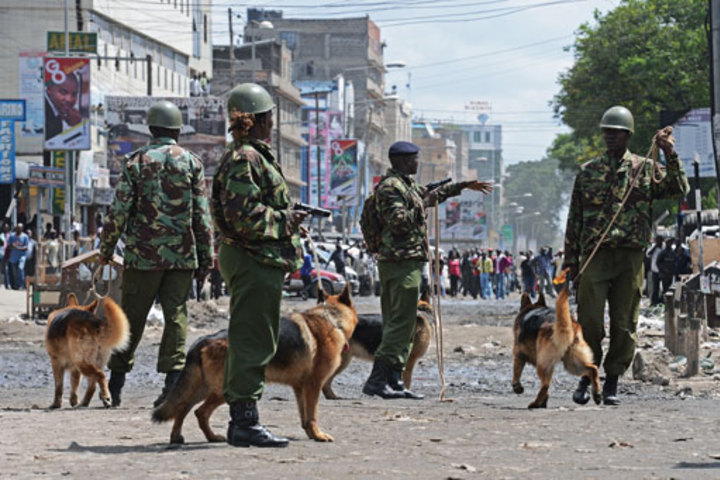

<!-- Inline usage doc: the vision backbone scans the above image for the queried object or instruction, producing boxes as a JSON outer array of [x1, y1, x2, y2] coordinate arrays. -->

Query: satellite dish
[[478, 113, 489, 125]]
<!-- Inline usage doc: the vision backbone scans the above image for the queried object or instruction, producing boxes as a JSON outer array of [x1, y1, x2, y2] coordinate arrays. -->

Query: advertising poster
[[105, 96, 226, 181], [439, 189, 488, 240], [329, 139, 358, 199], [18, 51, 45, 137], [673, 108, 715, 178], [44, 57, 91, 150], [308, 110, 331, 208]]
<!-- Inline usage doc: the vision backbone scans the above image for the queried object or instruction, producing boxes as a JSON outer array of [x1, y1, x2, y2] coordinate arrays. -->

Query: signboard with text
[[47, 32, 97, 54], [329, 139, 358, 200], [674, 108, 715, 178], [28, 166, 65, 188], [0, 120, 15, 184]]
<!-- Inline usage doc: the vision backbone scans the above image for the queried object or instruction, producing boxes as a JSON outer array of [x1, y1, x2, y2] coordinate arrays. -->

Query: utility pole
[[228, 8, 235, 86], [315, 92, 323, 235], [711, 0, 720, 209]]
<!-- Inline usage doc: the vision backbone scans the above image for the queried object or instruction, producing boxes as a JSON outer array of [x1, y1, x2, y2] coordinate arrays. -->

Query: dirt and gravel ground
[[3, 288, 720, 479]]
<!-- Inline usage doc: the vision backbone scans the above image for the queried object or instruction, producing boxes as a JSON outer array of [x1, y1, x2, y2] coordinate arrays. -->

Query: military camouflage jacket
[[376, 168, 463, 262], [100, 137, 213, 271], [564, 149, 689, 268], [211, 138, 302, 272]]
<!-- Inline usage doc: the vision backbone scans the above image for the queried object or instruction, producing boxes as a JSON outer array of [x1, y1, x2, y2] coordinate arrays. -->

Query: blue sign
[[0, 99, 26, 121], [0, 120, 15, 184]]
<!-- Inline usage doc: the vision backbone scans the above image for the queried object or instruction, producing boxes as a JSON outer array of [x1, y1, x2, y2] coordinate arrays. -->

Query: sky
[[213, 0, 620, 167]]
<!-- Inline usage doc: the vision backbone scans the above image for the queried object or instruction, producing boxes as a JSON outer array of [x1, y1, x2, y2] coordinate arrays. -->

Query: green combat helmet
[[600, 105, 634, 133], [146, 100, 182, 129], [227, 83, 274, 115]]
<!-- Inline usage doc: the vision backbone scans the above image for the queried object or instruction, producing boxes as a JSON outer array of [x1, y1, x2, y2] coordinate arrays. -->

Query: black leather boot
[[108, 371, 125, 407], [153, 370, 182, 408], [603, 375, 620, 406], [362, 360, 405, 399], [388, 368, 424, 400], [227, 401, 290, 448], [572, 376, 591, 405]]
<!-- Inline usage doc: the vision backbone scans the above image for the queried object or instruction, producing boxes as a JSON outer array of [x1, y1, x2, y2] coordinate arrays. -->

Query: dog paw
[[528, 402, 547, 409], [208, 434, 226, 443], [69, 396, 78, 407], [101, 398, 111, 408], [512, 383, 524, 394], [593, 392, 602, 405], [49, 402, 61, 409], [312, 432, 335, 442], [170, 435, 185, 445]]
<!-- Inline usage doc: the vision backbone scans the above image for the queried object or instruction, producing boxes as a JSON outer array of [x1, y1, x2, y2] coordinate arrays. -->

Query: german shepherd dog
[[322, 290, 434, 400], [45, 293, 129, 409], [511, 269, 601, 408], [152, 284, 357, 444]]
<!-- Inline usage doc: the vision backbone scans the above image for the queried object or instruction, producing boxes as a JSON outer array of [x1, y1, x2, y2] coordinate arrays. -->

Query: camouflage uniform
[[564, 150, 689, 376], [374, 168, 463, 370], [211, 137, 302, 403], [101, 137, 213, 374]]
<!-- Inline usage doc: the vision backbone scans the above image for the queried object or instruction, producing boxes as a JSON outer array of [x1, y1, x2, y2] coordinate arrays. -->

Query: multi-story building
[[383, 95, 412, 158], [411, 122, 456, 186], [0, 0, 213, 229], [463, 122, 503, 236], [213, 40, 306, 200], [244, 9, 389, 178]]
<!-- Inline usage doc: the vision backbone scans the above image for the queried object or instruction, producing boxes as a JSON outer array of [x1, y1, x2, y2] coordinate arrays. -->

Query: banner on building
[[29, 166, 65, 188], [44, 57, 91, 150], [105, 96, 226, 181], [673, 108, 715, 178], [47, 32, 98, 54], [18, 51, 45, 138], [51, 151, 67, 215], [439, 189, 488, 240], [329, 139, 358, 199]]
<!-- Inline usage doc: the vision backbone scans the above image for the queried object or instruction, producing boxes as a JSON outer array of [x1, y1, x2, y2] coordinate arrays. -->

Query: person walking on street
[[300, 242, 314, 300], [212, 83, 308, 447], [646, 235, 664, 306], [7, 224, 29, 290], [657, 238, 676, 299], [327, 242, 346, 278], [100, 100, 213, 408], [361, 140, 492, 399], [520, 250, 535, 298], [448, 250, 461, 297], [564, 106, 689, 406]]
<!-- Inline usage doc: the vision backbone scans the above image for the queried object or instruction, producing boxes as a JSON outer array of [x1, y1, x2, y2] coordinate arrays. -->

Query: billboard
[[673, 108, 715, 178], [0, 120, 15, 184], [438, 189, 488, 240], [44, 57, 91, 150], [307, 110, 347, 209], [18, 51, 45, 137], [105, 96, 226, 181], [329, 139, 358, 199]]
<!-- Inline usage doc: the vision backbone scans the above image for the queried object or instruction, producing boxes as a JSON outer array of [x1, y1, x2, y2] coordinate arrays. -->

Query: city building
[[463, 122, 503, 236], [411, 122, 456, 186], [0, 0, 214, 232]]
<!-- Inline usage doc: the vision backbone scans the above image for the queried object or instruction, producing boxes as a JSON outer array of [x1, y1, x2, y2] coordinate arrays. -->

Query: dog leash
[[426, 203, 450, 402]]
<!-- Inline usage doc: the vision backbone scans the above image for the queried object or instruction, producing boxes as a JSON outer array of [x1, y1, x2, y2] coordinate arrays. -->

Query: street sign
[[47, 31, 98, 54], [28, 166, 65, 188], [0, 120, 15, 184], [0, 99, 26, 121]]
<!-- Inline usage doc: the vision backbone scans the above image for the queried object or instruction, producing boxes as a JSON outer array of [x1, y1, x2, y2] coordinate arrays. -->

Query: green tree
[[553, 0, 709, 155]]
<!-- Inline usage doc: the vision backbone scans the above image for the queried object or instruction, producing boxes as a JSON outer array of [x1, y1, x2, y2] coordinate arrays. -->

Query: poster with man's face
[[44, 57, 90, 150]]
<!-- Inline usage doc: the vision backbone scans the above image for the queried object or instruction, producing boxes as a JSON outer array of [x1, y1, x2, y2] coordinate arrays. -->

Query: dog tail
[[553, 283, 573, 346], [152, 340, 207, 423], [100, 297, 130, 352]]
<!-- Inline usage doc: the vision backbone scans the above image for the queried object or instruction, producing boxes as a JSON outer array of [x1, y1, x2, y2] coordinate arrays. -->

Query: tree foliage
[[503, 157, 573, 247], [553, 0, 709, 156]]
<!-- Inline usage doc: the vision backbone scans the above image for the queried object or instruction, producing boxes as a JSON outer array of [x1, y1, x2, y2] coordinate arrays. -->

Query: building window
[[485, 131, 491, 143], [473, 131, 481, 143], [203, 15, 208, 43]]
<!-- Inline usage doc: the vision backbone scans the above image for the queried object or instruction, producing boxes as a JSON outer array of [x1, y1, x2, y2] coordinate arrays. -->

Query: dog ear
[[316, 286, 326, 304], [66, 293, 79, 307], [537, 293, 547, 307], [86, 299, 99, 312], [420, 287, 430, 304], [338, 283, 352, 307], [520, 293, 532, 309]]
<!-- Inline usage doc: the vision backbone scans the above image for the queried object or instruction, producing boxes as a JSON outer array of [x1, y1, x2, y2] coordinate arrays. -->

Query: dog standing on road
[[322, 290, 434, 400], [152, 284, 358, 444], [45, 293, 129, 409], [511, 269, 601, 408]]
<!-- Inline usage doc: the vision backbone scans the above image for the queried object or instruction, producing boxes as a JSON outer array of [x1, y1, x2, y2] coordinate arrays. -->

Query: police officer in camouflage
[[564, 106, 689, 406], [100, 100, 213, 407], [212, 83, 308, 447], [362, 141, 492, 399]]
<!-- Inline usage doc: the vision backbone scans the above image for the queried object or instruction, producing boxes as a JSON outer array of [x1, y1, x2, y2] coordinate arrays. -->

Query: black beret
[[388, 141, 420, 156]]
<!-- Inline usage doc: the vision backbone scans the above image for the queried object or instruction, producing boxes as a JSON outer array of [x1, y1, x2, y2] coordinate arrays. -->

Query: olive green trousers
[[375, 260, 424, 370], [219, 243, 285, 404], [107, 268, 193, 374], [577, 248, 644, 377]]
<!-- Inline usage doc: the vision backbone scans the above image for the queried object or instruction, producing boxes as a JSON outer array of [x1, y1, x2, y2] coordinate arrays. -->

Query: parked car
[[313, 248, 360, 295], [284, 268, 347, 298]]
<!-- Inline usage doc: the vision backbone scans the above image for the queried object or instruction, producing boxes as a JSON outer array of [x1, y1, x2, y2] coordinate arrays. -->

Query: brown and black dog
[[45, 293, 129, 409], [152, 284, 357, 444], [511, 270, 601, 408], [322, 290, 434, 400]]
